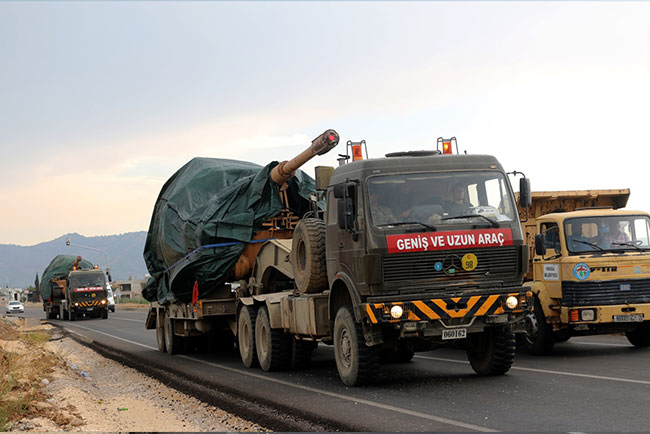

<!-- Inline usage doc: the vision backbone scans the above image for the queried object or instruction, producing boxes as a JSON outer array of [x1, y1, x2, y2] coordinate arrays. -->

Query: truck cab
[[520, 190, 650, 353], [65, 269, 109, 320]]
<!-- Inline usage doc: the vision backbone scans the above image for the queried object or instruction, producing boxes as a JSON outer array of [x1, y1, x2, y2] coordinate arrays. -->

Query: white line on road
[[567, 340, 631, 347], [415, 355, 650, 385], [62, 323, 497, 432], [109, 317, 144, 323]]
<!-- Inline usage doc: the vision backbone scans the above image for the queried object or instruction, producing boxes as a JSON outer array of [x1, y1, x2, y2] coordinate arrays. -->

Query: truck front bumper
[[361, 290, 532, 337], [560, 303, 650, 329]]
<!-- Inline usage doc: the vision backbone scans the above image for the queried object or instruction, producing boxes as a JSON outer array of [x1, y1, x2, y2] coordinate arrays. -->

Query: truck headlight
[[505, 296, 519, 309], [390, 305, 404, 319], [74, 302, 80, 307], [101, 299, 106, 305], [581, 309, 595, 321]]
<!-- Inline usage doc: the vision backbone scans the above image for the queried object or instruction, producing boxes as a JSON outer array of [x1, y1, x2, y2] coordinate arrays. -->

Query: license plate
[[87, 307, 94, 311], [442, 328, 467, 340], [613, 314, 643, 323]]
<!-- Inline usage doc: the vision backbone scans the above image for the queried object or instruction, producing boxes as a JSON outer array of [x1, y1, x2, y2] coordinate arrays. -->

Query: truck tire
[[164, 310, 184, 355], [255, 306, 291, 371], [156, 309, 166, 353], [333, 306, 380, 386], [101, 308, 108, 319], [69, 311, 76, 321], [521, 297, 554, 355], [291, 218, 327, 294], [466, 326, 515, 376], [238, 305, 258, 368], [291, 338, 316, 369], [625, 321, 650, 347]]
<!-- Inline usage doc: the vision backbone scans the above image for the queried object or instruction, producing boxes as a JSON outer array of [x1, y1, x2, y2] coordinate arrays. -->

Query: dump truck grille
[[562, 279, 650, 307], [382, 246, 518, 283]]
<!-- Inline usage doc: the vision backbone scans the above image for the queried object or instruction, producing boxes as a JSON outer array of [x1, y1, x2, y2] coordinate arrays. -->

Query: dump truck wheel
[[333, 306, 380, 386], [164, 310, 184, 355], [156, 310, 166, 353], [291, 338, 316, 369], [466, 326, 515, 376], [255, 306, 291, 371], [291, 218, 327, 294], [238, 305, 258, 368], [625, 321, 650, 347], [521, 297, 554, 355]]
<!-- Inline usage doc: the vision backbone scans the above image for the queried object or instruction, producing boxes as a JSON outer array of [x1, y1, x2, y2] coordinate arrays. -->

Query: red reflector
[[352, 144, 363, 161], [570, 310, 579, 322]]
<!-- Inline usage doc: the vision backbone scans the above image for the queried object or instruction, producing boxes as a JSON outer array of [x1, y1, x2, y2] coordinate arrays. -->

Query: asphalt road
[[17, 305, 650, 432]]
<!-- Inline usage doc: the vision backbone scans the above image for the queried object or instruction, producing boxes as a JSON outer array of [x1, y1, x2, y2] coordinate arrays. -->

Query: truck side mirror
[[534, 234, 546, 256], [333, 183, 345, 199], [520, 178, 532, 208]]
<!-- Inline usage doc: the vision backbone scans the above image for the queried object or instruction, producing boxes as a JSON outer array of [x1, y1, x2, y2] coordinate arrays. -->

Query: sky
[[2, 1, 650, 246]]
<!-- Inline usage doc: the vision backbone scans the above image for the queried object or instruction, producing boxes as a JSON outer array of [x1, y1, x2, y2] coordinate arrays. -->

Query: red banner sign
[[73, 286, 104, 293], [386, 228, 514, 254]]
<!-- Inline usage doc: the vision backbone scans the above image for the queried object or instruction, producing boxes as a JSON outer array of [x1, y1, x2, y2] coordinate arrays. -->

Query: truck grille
[[562, 279, 650, 307], [382, 246, 518, 283]]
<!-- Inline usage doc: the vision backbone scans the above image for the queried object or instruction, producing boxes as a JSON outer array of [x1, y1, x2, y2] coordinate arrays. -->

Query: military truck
[[41, 255, 109, 320], [144, 131, 533, 386], [517, 189, 650, 353]]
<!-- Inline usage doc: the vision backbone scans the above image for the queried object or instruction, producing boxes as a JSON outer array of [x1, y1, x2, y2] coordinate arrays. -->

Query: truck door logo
[[443, 255, 462, 275], [573, 263, 590, 280]]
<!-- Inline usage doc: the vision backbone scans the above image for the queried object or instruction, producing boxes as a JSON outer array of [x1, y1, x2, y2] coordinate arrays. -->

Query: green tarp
[[142, 157, 316, 304], [40, 255, 94, 300]]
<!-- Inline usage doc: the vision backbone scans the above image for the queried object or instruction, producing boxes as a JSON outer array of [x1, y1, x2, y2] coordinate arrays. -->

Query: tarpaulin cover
[[142, 157, 316, 304], [40, 255, 94, 300]]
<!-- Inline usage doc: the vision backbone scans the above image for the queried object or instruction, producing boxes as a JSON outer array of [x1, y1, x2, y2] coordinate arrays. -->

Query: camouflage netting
[[40, 255, 94, 300], [142, 157, 316, 304]]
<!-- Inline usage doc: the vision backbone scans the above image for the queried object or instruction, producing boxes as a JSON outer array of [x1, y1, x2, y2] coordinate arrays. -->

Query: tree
[[34, 272, 40, 291]]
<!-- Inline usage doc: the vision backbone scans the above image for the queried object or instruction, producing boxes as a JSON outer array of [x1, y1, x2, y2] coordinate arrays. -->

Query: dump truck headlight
[[505, 296, 518, 309], [101, 299, 106, 305], [581, 309, 595, 321], [74, 302, 80, 307], [390, 305, 404, 319]]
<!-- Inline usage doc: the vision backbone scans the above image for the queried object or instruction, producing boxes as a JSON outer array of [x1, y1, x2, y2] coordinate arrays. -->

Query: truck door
[[534, 222, 562, 299]]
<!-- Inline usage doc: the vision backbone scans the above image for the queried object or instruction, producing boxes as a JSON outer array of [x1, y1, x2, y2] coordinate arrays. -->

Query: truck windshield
[[565, 215, 650, 253], [69, 272, 106, 288], [368, 171, 516, 228]]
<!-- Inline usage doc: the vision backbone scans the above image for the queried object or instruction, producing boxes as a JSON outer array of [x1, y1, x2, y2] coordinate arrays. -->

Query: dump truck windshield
[[565, 215, 650, 253], [368, 171, 516, 228]]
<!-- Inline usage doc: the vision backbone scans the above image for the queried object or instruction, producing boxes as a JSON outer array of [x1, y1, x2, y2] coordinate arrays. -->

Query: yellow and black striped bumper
[[363, 292, 531, 324], [74, 300, 104, 309]]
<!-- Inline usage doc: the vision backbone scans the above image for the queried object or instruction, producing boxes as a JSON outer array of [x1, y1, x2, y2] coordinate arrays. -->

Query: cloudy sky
[[2, 2, 650, 246]]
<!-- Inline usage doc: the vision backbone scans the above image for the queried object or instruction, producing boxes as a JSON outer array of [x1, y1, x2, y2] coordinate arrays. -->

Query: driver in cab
[[445, 183, 471, 216]]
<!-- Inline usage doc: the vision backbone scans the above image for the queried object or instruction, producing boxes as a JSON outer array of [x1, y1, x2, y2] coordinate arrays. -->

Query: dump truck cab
[[519, 190, 650, 353]]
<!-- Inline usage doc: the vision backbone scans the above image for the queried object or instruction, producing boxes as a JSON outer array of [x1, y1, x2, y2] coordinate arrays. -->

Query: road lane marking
[[567, 341, 631, 347], [109, 317, 145, 323], [62, 323, 497, 432], [415, 355, 650, 385]]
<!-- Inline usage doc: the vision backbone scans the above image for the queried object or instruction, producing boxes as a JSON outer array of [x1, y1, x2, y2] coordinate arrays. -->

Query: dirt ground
[[0, 316, 267, 432]]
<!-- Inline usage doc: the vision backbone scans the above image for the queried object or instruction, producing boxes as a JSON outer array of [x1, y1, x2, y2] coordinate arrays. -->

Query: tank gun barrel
[[271, 129, 339, 185]]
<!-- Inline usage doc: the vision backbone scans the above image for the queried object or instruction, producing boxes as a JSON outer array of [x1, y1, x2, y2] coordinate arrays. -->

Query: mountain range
[[0, 232, 148, 289]]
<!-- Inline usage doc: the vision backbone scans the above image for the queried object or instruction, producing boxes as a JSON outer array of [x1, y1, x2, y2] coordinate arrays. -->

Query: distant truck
[[517, 189, 650, 353], [40, 255, 109, 320], [144, 132, 533, 386]]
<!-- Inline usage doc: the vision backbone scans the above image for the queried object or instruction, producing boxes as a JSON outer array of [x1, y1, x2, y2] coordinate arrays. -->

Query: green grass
[[0, 355, 34, 432]]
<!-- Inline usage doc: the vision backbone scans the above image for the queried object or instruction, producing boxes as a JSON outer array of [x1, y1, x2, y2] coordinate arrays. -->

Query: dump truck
[[40, 255, 109, 320], [144, 132, 533, 386], [516, 189, 650, 353]]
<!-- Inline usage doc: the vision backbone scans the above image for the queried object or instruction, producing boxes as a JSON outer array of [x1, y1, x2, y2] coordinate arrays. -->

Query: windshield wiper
[[442, 214, 499, 228], [612, 242, 644, 251], [376, 221, 437, 231], [572, 239, 604, 251]]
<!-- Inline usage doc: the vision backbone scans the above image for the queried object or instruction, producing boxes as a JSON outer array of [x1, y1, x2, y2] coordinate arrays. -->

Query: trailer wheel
[[255, 306, 291, 371], [333, 306, 380, 386], [466, 326, 515, 376], [291, 218, 328, 294], [238, 305, 258, 368], [291, 338, 317, 369], [164, 310, 184, 355], [156, 309, 166, 352], [625, 321, 650, 347], [521, 297, 554, 355]]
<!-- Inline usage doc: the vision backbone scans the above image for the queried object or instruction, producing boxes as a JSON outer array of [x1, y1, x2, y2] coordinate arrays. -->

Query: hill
[[0, 232, 148, 289]]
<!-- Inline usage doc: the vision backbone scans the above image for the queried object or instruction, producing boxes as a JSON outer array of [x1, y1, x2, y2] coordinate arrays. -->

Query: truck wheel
[[333, 307, 380, 386], [291, 218, 327, 294], [101, 309, 108, 319], [156, 310, 166, 353], [69, 311, 76, 321], [625, 321, 650, 347], [164, 310, 184, 355], [238, 305, 258, 368], [291, 338, 316, 369], [255, 306, 291, 371], [466, 326, 516, 376], [521, 297, 554, 355]]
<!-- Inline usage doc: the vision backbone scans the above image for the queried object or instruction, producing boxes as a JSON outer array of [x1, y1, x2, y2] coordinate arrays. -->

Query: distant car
[[106, 285, 115, 312], [6, 300, 24, 314]]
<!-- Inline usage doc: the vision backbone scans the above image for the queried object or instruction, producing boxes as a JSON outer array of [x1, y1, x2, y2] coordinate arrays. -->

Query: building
[[112, 275, 144, 300]]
